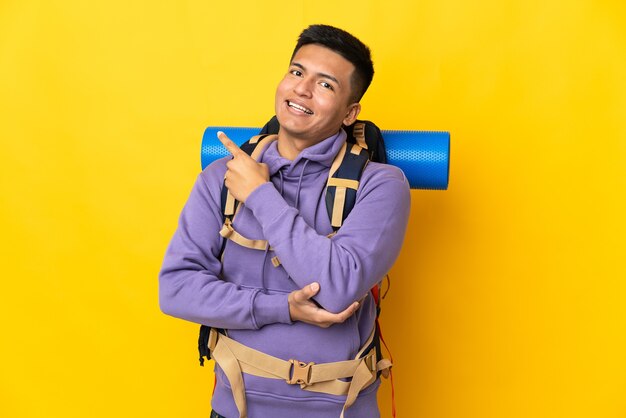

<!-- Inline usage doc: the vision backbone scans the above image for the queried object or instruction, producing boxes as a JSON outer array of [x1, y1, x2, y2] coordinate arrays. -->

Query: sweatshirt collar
[[261, 129, 347, 177]]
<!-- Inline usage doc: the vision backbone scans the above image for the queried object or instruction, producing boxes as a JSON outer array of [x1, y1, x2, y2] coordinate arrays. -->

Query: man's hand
[[217, 131, 270, 202], [288, 282, 359, 328]]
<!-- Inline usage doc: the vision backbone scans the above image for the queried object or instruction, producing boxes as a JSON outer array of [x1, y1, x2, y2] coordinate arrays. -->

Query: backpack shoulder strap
[[325, 141, 370, 230], [259, 115, 280, 135], [199, 133, 276, 366], [325, 120, 386, 229], [344, 120, 387, 163], [219, 134, 276, 218]]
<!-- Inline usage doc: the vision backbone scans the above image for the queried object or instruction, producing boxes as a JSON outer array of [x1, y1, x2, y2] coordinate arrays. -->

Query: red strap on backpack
[[377, 318, 396, 417], [372, 278, 396, 417]]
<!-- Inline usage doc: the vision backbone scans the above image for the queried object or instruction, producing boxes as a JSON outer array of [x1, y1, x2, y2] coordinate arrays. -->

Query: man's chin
[[278, 125, 308, 140], [275, 116, 309, 135]]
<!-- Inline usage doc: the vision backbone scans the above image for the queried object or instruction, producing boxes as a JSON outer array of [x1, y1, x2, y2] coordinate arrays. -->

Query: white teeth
[[288, 101, 313, 114]]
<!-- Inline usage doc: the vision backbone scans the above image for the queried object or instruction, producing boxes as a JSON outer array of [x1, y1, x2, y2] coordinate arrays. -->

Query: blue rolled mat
[[201, 127, 450, 190]]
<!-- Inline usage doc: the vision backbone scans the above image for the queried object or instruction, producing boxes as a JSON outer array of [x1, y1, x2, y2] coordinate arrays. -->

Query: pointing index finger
[[217, 131, 244, 157]]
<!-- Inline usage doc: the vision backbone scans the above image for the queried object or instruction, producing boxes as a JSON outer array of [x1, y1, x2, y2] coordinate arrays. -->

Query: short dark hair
[[291, 24, 374, 103]]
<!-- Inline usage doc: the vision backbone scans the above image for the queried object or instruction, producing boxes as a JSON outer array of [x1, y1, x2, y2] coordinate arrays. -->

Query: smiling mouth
[[287, 101, 314, 115]]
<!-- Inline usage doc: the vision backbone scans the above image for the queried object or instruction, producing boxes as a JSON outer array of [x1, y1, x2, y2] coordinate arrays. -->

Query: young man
[[159, 25, 411, 417]]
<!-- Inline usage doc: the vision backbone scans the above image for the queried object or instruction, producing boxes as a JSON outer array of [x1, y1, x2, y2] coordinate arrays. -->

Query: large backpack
[[198, 117, 394, 412]]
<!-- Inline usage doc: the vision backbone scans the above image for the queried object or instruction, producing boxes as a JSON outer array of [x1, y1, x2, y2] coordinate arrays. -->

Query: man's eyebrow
[[291, 62, 341, 86]]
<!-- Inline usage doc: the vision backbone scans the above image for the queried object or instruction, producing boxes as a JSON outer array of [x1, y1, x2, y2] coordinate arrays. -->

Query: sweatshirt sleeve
[[244, 164, 411, 314], [158, 163, 292, 329]]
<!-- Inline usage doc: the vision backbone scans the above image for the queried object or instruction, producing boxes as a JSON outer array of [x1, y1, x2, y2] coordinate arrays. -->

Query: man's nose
[[293, 77, 313, 97]]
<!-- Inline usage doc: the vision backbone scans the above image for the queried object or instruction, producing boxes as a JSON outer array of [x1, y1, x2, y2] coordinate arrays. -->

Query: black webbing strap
[[198, 324, 211, 366]]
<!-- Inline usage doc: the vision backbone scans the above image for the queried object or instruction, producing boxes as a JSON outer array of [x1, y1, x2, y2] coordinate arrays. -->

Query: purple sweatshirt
[[159, 129, 411, 417]]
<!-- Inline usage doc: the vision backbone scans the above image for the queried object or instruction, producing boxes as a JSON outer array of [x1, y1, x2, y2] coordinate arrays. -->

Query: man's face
[[275, 44, 360, 144]]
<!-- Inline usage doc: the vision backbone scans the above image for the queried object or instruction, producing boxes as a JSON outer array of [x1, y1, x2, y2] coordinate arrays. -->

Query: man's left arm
[[247, 166, 411, 314]]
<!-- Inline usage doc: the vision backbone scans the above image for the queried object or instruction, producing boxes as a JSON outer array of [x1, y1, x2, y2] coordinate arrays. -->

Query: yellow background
[[1, 1, 625, 417]]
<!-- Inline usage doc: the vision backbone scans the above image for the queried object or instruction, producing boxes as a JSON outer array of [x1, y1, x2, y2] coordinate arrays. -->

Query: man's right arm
[[158, 165, 292, 330]]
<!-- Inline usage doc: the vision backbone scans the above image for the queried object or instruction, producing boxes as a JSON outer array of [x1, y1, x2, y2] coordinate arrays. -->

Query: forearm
[[159, 169, 292, 329], [159, 255, 289, 329]]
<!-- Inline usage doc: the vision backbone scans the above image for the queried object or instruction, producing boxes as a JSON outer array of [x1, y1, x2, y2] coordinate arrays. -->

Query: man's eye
[[320, 82, 334, 90], [290, 70, 302, 76]]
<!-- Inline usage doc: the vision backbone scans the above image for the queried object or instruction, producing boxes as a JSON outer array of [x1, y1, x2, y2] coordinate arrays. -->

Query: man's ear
[[342, 103, 361, 126]]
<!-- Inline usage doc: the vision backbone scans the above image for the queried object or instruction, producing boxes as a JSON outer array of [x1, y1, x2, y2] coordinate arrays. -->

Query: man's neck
[[276, 130, 339, 160]]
